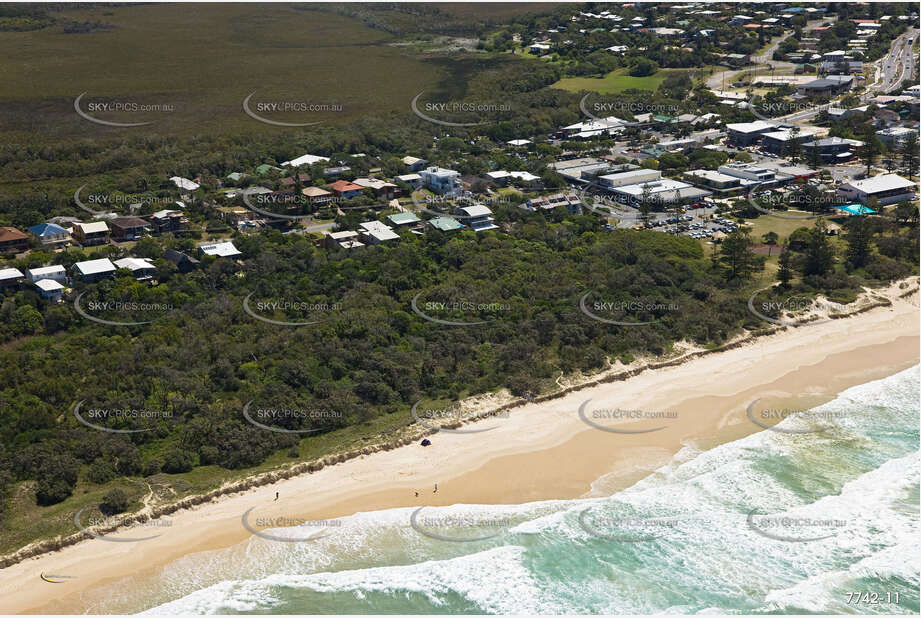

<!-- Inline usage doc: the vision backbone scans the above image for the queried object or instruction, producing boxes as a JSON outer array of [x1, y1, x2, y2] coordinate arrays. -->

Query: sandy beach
[[2, 281, 919, 614]]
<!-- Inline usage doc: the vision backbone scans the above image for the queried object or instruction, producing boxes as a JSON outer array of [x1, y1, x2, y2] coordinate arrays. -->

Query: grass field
[[552, 68, 673, 94], [551, 66, 722, 95]]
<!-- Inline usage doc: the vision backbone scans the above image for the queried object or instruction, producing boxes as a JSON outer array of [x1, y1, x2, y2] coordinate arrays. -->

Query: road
[[875, 28, 918, 93], [768, 27, 918, 124], [706, 18, 831, 91]]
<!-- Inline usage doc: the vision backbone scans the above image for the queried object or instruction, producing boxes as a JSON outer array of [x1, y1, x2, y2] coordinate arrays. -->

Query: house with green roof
[[387, 212, 421, 228], [427, 216, 464, 232], [255, 164, 283, 176]]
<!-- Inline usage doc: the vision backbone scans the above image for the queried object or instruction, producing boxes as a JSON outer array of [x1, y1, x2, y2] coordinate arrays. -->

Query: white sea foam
[[140, 366, 920, 615]]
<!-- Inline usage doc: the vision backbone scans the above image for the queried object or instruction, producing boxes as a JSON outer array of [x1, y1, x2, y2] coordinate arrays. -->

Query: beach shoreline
[[2, 279, 919, 614]]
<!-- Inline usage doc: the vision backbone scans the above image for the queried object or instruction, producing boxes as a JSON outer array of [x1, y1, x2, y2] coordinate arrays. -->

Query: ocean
[[90, 366, 919, 614]]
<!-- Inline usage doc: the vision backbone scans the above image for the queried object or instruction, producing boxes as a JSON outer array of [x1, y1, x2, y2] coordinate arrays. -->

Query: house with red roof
[[328, 180, 365, 199]]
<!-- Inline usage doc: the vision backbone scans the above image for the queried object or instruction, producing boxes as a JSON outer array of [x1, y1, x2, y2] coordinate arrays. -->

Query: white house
[[358, 220, 400, 244], [113, 257, 157, 280], [27, 265, 67, 284], [170, 176, 200, 192], [420, 166, 461, 195], [72, 258, 117, 282], [35, 278, 65, 302], [395, 173, 423, 188], [198, 241, 242, 258], [281, 153, 329, 167], [0, 267, 23, 288]]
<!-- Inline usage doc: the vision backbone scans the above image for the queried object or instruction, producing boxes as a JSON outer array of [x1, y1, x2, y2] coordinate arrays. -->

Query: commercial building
[[682, 169, 745, 194], [725, 120, 777, 146], [760, 128, 817, 155], [837, 174, 917, 206], [801, 137, 864, 163], [876, 127, 919, 148], [597, 169, 661, 190]]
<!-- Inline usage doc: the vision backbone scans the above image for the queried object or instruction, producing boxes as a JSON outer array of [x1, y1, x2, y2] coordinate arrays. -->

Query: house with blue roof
[[27, 222, 71, 248]]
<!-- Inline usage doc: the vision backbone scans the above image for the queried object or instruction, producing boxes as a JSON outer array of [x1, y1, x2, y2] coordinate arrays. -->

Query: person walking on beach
[[434, 483, 438, 493], [274, 491, 279, 501]]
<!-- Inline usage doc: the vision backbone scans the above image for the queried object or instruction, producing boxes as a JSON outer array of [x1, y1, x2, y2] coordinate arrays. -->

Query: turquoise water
[[92, 367, 920, 614]]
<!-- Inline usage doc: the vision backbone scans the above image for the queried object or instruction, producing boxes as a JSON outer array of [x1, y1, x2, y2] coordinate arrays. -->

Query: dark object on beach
[[420, 438, 431, 446]]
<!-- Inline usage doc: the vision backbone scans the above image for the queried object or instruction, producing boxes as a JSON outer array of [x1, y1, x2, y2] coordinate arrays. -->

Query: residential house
[[486, 171, 512, 186], [402, 156, 428, 172], [27, 265, 67, 284], [255, 164, 283, 175], [218, 206, 257, 226], [353, 177, 398, 199], [281, 153, 329, 168], [329, 180, 366, 200], [325, 230, 365, 251], [323, 166, 351, 178], [358, 220, 400, 244], [0, 226, 29, 254], [0, 267, 24, 288], [557, 116, 625, 139], [72, 258, 117, 283], [113, 257, 156, 281], [27, 223, 71, 248], [109, 216, 152, 241], [170, 176, 200, 193], [163, 248, 200, 273], [34, 278, 64, 302], [507, 171, 541, 186], [387, 212, 422, 229], [455, 205, 498, 231], [149, 209, 189, 234], [198, 241, 242, 258], [523, 192, 582, 214], [427, 216, 464, 232], [302, 186, 334, 205], [725, 53, 751, 67], [72, 221, 110, 246], [420, 166, 461, 195], [395, 173, 423, 189], [280, 173, 311, 188]]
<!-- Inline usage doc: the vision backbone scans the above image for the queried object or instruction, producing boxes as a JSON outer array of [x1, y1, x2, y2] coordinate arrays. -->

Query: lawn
[[552, 65, 724, 95], [552, 68, 674, 94]]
